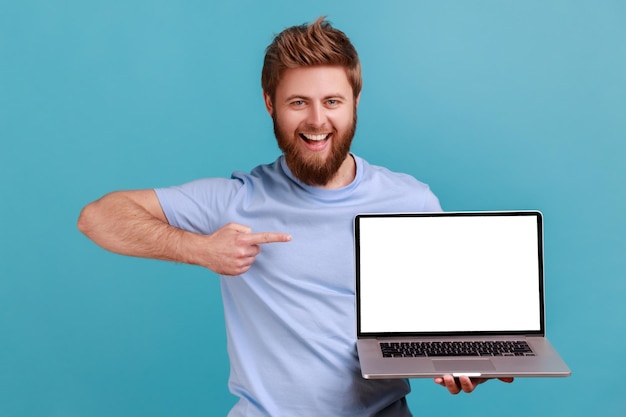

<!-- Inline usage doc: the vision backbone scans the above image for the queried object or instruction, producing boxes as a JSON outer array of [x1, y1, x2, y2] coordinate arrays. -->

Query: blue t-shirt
[[155, 155, 442, 417]]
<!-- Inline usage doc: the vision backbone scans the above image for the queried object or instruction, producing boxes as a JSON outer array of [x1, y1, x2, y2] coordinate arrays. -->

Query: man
[[78, 17, 511, 417]]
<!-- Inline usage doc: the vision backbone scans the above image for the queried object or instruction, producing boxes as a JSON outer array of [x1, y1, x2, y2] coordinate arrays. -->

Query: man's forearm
[[77, 191, 197, 265]]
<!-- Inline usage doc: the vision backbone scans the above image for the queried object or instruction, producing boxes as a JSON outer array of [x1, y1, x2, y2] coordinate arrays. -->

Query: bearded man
[[78, 17, 502, 417]]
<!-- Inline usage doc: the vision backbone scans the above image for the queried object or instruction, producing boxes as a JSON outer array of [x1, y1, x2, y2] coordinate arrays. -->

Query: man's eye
[[327, 99, 338, 106], [292, 100, 305, 106]]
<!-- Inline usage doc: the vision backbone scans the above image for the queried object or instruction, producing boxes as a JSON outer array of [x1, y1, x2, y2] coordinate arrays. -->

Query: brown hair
[[261, 17, 362, 102]]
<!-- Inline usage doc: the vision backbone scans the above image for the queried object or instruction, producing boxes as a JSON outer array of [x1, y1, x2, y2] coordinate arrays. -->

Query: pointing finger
[[246, 232, 292, 245]]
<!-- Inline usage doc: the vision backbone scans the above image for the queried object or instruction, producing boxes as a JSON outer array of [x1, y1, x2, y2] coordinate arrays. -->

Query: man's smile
[[300, 133, 330, 141], [299, 132, 332, 152]]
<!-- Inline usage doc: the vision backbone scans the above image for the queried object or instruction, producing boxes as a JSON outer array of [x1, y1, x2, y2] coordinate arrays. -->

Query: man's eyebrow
[[283, 93, 348, 103], [284, 94, 309, 103], [324, 93, 348, 100]]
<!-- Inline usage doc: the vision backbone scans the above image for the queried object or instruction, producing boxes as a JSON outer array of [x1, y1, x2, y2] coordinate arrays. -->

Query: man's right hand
[[201, 223, 292, 276]]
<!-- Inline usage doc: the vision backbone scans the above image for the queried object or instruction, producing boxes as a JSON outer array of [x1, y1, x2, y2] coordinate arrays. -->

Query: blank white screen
[[358, 214, 541, 333]]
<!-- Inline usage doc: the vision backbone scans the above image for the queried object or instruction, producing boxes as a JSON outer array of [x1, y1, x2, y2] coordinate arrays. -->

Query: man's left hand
[[434, 375, 514, 394]]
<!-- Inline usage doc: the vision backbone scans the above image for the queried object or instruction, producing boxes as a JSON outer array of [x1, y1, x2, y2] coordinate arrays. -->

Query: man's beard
[[273, 112, 357, 186]]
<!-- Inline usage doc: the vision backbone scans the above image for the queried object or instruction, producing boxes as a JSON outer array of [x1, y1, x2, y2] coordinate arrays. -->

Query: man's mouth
[[298, 132, 331, 152], [300, 133, 330, 143]]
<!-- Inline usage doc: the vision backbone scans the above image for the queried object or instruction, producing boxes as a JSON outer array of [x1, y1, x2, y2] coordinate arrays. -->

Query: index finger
[[246, 232, 292, 245]]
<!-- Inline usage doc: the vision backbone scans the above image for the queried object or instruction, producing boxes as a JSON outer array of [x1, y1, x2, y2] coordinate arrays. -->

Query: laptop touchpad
[[433, 359, 496, 373]]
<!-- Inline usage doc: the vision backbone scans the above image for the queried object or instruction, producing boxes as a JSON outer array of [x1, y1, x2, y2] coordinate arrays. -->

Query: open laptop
[[354, 211, 571, 379]]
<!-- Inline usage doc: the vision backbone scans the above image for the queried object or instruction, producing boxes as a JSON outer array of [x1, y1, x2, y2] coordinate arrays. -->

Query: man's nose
[[305, 103, 326, 128]]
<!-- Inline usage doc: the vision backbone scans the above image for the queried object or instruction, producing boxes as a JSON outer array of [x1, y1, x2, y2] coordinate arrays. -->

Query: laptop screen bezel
[[354, 211, 546, 338]]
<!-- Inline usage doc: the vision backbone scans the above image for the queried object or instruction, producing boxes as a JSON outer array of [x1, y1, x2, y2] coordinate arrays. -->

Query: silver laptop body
[[355, 211, 571, 379]]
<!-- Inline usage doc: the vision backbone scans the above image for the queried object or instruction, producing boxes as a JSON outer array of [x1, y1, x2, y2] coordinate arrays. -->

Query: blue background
[[1, 1, 624, 416]]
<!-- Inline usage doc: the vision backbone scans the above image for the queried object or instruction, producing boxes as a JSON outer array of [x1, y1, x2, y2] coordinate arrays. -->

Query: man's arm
[[77, 190, 291, 275], [77, 190, 200, 264]]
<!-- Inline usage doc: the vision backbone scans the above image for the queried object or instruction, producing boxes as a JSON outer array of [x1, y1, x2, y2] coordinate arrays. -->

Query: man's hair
[[261, 17, 362, 102]]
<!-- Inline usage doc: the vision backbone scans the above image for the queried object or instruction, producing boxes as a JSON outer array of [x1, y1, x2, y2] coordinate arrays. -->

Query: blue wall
[[1, 1, 624, 416]]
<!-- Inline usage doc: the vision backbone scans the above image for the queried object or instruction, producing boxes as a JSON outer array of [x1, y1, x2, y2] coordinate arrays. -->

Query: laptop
[[354, 211, 571, 379]]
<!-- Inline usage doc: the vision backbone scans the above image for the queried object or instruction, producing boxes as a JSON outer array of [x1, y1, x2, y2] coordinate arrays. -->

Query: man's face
[[264, 66, 359, 186]]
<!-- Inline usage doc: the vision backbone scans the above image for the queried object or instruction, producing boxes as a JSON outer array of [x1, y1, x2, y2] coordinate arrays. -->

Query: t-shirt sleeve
[[154, 177, 243, 235]]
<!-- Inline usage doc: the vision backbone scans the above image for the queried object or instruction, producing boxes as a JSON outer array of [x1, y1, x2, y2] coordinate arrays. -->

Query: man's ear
[[263, 91, 274, 116], [355, 93, 361, 109]]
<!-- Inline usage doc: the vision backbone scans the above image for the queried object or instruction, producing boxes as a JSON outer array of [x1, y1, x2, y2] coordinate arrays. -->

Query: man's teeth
[[302, 133, 329, 141]]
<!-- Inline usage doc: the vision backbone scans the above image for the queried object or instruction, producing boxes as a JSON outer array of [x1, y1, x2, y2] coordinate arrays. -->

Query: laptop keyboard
[[380, 340, 534, 357]]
